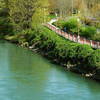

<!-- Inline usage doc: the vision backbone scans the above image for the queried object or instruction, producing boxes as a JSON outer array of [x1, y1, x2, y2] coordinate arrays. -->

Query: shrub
[[87, 49, 100, 68], [53, 20, 66, 29], [34, 27, 100, 70], [0, 17, 13, 36], [63, 18, 81, 33], [75, 45, 93, 63], [93, 33, 100, 42], [80, 26, 96, 39], [0, 8, 13, 37], [53, 17, 81, 34], [0, 8, 9, 17]]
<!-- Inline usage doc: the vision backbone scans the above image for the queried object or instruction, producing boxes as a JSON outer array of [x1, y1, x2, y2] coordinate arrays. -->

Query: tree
[[32, 0, 49, 29], [7, 0, 49, 32], [84, 0, 100, 17], [49, 0, 72, 18], [0, 0, 13, 36], [8, 0, 36, 32]]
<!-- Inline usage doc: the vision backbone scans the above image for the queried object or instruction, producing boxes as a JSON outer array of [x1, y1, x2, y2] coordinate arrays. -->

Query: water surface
[[0, 41, 100, 100]]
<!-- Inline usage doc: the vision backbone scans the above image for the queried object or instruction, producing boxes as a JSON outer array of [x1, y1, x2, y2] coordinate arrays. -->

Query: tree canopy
[[0, 0, 99, 33]]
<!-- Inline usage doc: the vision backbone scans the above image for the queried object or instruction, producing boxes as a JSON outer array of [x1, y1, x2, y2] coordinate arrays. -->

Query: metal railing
[[45, 23, 100, 49]]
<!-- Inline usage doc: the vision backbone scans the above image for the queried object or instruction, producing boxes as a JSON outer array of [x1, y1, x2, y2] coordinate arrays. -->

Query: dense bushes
[[53, 17, 81, 33], [53, 20, 66, 29], [0, 8, 13, 38], [63, 18, 81, 34], [31, 27, 100, 72], [6, 26, 100, 74], [80, 26, 96, 39], [0, 17, 13, 35], [93, 33, 100, 42], [53, 17, 99, 41], [88, 49, 100, 68]]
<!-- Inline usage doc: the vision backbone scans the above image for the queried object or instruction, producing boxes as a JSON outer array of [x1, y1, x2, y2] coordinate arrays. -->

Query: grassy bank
[[5, 26, 100, 80]]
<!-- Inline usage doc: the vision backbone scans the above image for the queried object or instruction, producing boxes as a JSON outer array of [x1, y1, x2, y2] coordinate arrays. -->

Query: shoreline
[[4, 40, 99, 82], [3, 26, 100, 82], [21, 43, 100, 81]]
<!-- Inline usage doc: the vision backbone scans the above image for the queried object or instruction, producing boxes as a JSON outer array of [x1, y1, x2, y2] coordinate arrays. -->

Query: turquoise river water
[[0, 41, 100, 100]]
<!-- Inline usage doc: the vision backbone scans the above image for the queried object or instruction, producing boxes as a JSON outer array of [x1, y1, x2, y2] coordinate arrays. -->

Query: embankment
[[5, 26, 100, 81]]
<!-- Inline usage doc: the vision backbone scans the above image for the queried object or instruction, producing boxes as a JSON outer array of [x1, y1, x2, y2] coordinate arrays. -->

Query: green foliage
[[53, 17, 98, 40], [8, 0, 36, 32], [53, 17, 81, 34], [53, 20, 66, 29], [8, 0, 49, 32], [48, 14, 56, 19], [88, 49, 100, 68], [63, 18, 81, 33], [80, 26, 96, 39], [0, 3, 13, 37], [0, 0, 49, 36], [96, 22, 100, 28], [0, 0, 99, 74], [0, 17, 13, 35], [6, 26, 100, 73], [31, 27, 99, 71], [0, 8, 9, 17], [93, 33, 100, 42]]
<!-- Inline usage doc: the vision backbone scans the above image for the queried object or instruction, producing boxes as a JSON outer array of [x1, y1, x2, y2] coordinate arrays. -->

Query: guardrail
[[45, 23, 100, 49]]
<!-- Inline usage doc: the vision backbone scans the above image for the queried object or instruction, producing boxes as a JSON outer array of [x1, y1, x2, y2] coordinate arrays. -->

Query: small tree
[[8, 0, 36, 32], [32, 0, 49, 30]]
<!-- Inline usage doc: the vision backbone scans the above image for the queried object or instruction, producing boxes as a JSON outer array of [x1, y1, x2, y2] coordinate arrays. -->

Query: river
[[0, 41, 100, 100]]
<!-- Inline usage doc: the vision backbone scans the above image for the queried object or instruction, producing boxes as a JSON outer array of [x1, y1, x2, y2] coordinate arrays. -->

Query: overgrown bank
[[5, 26, 100, 81], [1, 0, 100, 82]]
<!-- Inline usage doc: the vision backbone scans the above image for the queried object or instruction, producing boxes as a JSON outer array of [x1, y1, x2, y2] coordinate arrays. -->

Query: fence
[[45, 23, 100, 49]]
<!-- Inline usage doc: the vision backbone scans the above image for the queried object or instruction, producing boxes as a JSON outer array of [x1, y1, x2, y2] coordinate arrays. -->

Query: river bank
[[4, 26, 100, 81]]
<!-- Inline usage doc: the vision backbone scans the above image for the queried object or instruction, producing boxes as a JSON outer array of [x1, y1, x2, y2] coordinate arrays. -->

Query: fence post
[[59, 30, 61, 35], [77, 35, 80, 43], [68, 33, 69, 39], [54, 27, 56, 32], [51, 25, 53, 30], [84, 38, 86, 44], [72, 35, 74, 41], [60, 30, 62, 35], [55, 27, 57, 32], [49, 24, 50, 28], [97, 42, 99, 49], [90, 40, 92, 47]]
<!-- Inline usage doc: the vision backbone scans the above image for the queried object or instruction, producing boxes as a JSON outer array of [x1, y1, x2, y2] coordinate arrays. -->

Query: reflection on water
[[0, 41, 100, 100]]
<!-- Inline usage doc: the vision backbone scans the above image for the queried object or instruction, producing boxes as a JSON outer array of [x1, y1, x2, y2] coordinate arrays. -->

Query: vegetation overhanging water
[[4, 26, 100, 81]]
